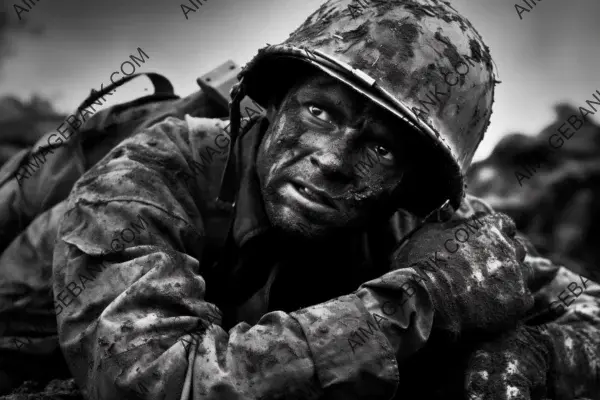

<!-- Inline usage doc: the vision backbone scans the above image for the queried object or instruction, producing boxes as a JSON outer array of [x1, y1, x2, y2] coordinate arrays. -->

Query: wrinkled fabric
[[0, 89, 227, 256], [0, 115, 594, 399], [0, 200, 73, 394], [0, 89, 228, 394], [0, 201, 65, 355], [465, 325, 552, 400], [465, 316, 600, 400]]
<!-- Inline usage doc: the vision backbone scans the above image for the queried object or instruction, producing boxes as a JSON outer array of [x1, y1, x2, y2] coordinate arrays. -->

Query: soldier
[[45, 0, 600, 399]]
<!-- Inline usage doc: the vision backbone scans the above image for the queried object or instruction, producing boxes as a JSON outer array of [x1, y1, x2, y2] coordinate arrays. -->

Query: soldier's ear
[[264, 89, 288, 122]]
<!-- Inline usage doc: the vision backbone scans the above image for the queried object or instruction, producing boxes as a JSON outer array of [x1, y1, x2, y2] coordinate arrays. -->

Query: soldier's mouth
[[287, 180, 337, 211]]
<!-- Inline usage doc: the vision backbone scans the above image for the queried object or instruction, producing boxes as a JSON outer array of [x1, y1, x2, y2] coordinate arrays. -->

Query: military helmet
[[236, 0, 498, 217]]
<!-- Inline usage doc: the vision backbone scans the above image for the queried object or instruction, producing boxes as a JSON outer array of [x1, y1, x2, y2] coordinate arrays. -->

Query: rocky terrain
[[0, 379, 82, 400]]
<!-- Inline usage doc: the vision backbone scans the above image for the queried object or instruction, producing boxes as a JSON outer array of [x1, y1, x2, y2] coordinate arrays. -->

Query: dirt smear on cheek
[[263, 103, 308, 182], [333, 178, 398, 209]]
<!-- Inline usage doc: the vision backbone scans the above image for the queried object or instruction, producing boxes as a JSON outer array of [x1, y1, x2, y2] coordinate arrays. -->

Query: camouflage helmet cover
[[239, 0, 497, 217]]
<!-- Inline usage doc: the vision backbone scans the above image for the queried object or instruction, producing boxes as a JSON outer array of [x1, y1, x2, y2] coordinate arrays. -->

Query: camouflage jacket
[[52, 115, 600, 399]]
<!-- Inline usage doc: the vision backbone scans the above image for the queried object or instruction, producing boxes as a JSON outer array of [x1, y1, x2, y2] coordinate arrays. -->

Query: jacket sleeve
[[518, 237, 600, 398], [53, 116, 437, 400], [461, 194, 600, 397]]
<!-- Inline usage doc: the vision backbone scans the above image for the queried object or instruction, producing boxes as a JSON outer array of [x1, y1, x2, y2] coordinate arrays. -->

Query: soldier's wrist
[[400, 264, 465, 335]]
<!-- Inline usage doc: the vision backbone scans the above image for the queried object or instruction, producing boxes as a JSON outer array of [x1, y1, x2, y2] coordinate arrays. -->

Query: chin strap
[[209, 80, 249, 310], [215, 80, 247, 211]]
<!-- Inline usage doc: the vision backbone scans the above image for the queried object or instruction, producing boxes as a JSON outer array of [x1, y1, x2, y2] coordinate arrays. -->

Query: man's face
[[256, 69, 413, 239]]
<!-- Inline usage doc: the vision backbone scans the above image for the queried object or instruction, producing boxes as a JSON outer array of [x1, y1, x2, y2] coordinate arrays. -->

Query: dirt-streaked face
[[256, 69, 416, 239]]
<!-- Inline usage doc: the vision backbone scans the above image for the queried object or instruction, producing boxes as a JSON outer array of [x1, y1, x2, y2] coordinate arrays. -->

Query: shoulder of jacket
[[184, 114, 252, 140]]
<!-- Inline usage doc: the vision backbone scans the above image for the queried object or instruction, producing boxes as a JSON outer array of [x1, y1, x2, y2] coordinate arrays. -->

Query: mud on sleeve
[[52, 118, 402, 400], [519, 236, 600, 398]]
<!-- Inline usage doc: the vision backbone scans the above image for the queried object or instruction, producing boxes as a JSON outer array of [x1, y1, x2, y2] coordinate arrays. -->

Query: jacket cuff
[[290, 294, 399, 400]]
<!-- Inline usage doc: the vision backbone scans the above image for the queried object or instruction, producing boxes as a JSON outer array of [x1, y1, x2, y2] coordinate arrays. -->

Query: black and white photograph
[[0, 0, 599, 398]]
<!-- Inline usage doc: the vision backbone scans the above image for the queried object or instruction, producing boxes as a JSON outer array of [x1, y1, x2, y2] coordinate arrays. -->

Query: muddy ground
[[0, 379, 83, 400]]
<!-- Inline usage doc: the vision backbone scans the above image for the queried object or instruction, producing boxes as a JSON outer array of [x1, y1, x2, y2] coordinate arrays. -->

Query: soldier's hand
[[392, 212, 534, 335]]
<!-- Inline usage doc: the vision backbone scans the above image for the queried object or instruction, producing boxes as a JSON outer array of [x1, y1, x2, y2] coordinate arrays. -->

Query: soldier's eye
[[371, 145, 394, 162], [308, 105, 333, 123]]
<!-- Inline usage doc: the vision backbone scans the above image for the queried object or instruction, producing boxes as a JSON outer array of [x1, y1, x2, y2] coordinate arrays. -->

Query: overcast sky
[[1, 0, 599, 161]]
